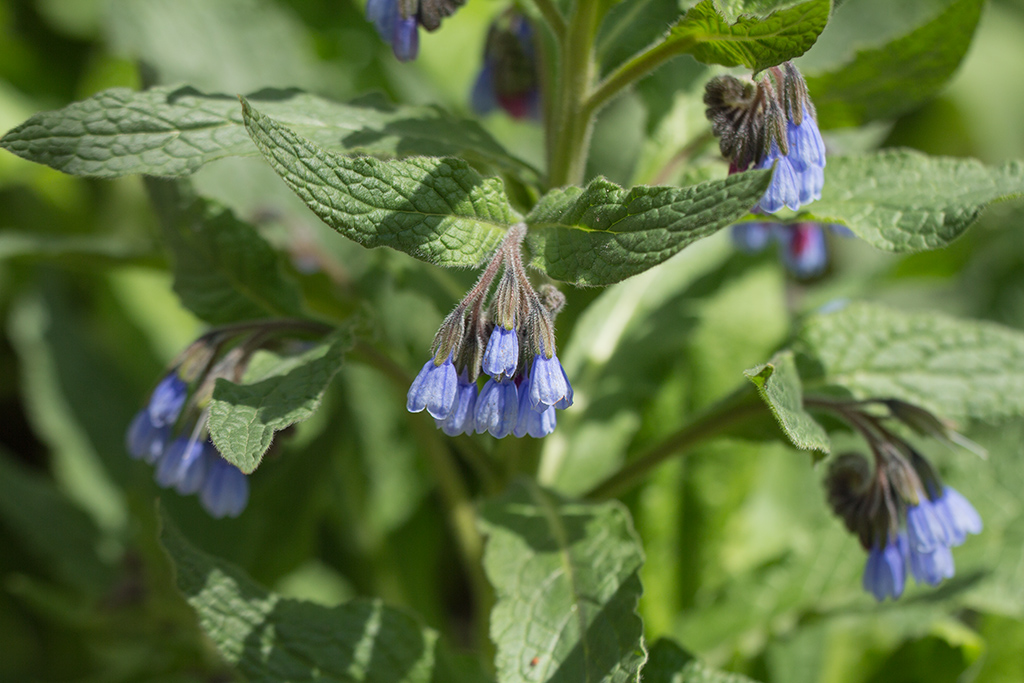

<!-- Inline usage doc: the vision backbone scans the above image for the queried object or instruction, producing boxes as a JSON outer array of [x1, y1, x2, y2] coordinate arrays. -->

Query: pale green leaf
[[163, 200, 305, 324], [0, 86, 536, 181], [524, 171, 771, 286], [745, 350, 830, 454], [643, 639, 761, 683], [806, 0, 983, 128], [241, 99, 518, 268], [669, 0, 830, 72], [479, 479, 646, 683], [208, 332, 349, 474], [796, 302, 1024, 422], [159, 515, 481, 683], [805, 150, 1024, 252]]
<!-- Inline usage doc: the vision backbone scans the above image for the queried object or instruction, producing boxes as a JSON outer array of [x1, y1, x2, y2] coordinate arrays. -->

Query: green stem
[[584, 389, 765, 500], [547, 0, 602, 187], [531, 0, 567, 39], [584, 36, 696, 119]]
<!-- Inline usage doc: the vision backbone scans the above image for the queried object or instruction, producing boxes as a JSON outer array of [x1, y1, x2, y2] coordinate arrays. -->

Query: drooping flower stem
[[583, 388, 767, 500]]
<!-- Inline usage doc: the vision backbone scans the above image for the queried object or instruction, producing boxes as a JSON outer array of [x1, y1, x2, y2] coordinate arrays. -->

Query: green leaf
[[669, 0, 830, 72], [208, 332, 349, 474], [0, 86, 537, 181], [745, 350, 831, 455], [796, 302, 1024, 422], [806, 0, 983, 128], [241, 99, 518, 268], [805, 150, 1024, 252], [479, 479, 646, 683], [163, 199, 305, 324], [643, 638, 761, 683], [159, 514, 481, 683], [524, 171, 771, 286], [0, 451, 112, 593]]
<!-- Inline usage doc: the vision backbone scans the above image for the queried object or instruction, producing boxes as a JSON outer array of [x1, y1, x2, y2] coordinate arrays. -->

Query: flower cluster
[[705, 62, 826, 214], [471, 10, 541, 120], [732, 221, 852, 278], [125, 321, 330, 518], [407, 224, 572, 438], [366, 0, 465, 61], [821, 398, 983, 601]]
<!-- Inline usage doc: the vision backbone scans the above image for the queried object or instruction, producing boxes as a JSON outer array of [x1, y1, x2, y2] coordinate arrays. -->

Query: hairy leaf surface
[[745, 350, 830, 454]]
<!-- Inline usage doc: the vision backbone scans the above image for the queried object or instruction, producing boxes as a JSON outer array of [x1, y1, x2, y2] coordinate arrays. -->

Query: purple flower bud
[[731, 222, 774, 253], [776, 223, 827, 278], [392, 17, 419, 62], [471, 12, 540, 120], [482, 325, 519, 379], [366, 0, 397, 41], [148, 373, 187, 427], [528, 354, 573, 410], [407, 355, 459, 420], [200, 457, 250, 519], [474, 378, 518, 438], [126, 409, 170, 464], [436, 375, 479, 437], [863, 533, 908, 601]]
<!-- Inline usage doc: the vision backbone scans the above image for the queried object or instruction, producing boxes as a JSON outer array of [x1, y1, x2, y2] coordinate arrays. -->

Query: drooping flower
[[471, 11, 540, 120], [148, 372, 187, 427], [365, 0, 464, 61], [482, 325, 520, 379], [200, 457, 250, 519], [126, 409, 171, 464], [705, 62, 826, 214], [475, 378, 519, 438], [435, 374, 479, 437], [407, 355, 459, 420], [730, 221, 849, 278], [528, 350, 573, 411], [514, 371, 557, 438], [863, 533, 908, 602]]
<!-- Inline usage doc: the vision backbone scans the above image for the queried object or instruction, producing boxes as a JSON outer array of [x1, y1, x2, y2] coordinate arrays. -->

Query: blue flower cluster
[[407, 223, 572, 438], [864, 486, 982, 601], [126, 371, 249, 518], [471, 11, 540, 120], [754, 104, 826, 214], [366, 0, 464, 61], [732, 221, 851, 278]]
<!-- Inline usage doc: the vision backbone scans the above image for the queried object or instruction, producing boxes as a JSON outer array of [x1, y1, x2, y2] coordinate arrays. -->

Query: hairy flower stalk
[[705, 62, 826, 214], [407, 224, 573, 438], [126, 320, 329, 518], [819, 398, 982, 601]]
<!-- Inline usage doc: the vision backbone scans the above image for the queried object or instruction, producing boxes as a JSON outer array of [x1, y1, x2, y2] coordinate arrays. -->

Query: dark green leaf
[[0, 451, 112, 593], [0, 86, 537, 181], [669, 0, 830, 72], [643, 638, 761, 683], [159, 515, 481, 683], [796, 302, 1024, 422], [208, 332, 349, 474], [745, 350, 830, 454], [163, 200, 305, 323], [524, 171, 771, 286], [806, 0, 983, 128], [805, 150, 1024, 252], [479, 479, 646, 683], [241, 99, 518, 268]]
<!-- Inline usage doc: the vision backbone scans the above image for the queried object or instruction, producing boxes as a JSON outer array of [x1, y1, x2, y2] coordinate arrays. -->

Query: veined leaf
[[745, 350, 830, 454], [669, 0, 830, 72], [805, 150, 1024, 252], [806, 0, 984, 128], [241, 99, 517, 268], [208, 332, 350, 474], [160, 515, 483, 683], [525, 171, 771, 286], [479, 479, 646, 683], [0, 86, 537, 181], [643, 638, 761, 683], [796, 302, 1024, 422]]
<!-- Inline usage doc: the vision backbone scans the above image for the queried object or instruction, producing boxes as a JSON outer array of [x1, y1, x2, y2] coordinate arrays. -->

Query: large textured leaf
[[745, 350, 830, 454], [525, 170, 771, 286], [479, 479, 646, 683], [241, 99, 517, 268], [806, 150, 1024, 252], [163, 200, 305, 324], [643, 639, 761, 683], [806, 0, 983, 128], [208, 332, 349, 474], [795, 302, 1024, 422], [669, 0, 830, 72], [0, 86, 536, 180], [160, 515, 482, 683]]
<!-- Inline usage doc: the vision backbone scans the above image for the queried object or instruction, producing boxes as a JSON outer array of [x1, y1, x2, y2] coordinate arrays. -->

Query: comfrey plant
[[5, 0, 1024, 681], [407, 224, 572, 438], [816, 398, 983, 601]]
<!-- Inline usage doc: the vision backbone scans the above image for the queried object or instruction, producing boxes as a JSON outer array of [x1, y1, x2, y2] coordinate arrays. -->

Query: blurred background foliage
[[1, 0, 1023, 681]]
